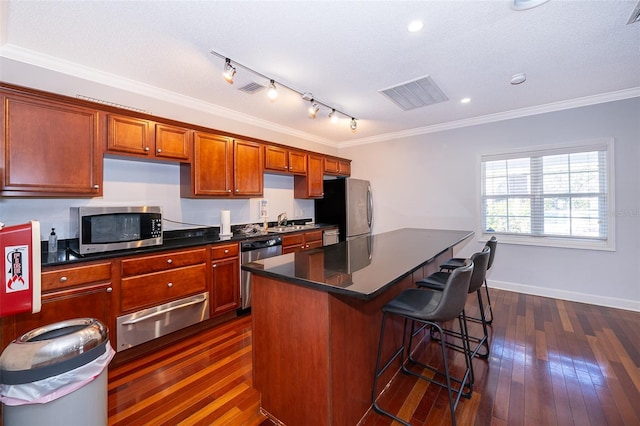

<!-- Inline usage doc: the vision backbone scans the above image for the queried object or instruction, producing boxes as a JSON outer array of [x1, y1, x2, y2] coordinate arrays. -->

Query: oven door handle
[[121, 294, 208, 325]]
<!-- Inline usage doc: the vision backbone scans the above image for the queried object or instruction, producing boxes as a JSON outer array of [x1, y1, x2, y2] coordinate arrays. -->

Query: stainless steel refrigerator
[[314, 178, 373, 241]]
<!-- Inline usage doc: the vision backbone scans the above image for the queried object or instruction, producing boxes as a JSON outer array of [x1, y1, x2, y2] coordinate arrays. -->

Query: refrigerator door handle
[[367, 185, 373, 227]]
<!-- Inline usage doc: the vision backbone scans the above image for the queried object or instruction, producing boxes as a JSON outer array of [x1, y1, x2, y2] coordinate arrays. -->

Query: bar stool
[[372, 262, 474, 426], [439, 236, 497, 324], [416, 246, 491, 361]]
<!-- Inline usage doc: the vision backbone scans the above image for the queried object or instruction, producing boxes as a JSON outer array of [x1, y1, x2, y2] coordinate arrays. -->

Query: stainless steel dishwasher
[[240, 235, 282, 310]]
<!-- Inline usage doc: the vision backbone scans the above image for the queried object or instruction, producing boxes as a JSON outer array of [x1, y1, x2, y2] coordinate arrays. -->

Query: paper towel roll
[[220, 210, 231, 236]]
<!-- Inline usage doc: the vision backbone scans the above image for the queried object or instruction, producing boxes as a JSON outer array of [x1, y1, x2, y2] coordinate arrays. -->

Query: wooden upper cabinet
[[234, 139, 263, 197], [0, 91, 103, 196], [264, 145, 307, 175], [182, 131, 233, 197], [324, 157, 351, 177], [180, 133, 262, 198], [107, 114, 191, 161], [294, 154, 324, 199]]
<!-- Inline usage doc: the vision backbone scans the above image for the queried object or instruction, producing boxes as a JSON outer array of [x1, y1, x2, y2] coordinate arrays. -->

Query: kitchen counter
[[247, 228, 473, 426], [42, 222, 335, 267], [242, 228, 473, 300]]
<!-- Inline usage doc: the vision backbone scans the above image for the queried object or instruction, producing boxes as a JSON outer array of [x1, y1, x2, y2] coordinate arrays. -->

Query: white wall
[[0, 158, 315, 239], [340, 98, 640, 311]]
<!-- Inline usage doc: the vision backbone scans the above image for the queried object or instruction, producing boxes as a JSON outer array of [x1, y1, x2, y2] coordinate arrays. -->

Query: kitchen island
[[242, 228, 473, 426]]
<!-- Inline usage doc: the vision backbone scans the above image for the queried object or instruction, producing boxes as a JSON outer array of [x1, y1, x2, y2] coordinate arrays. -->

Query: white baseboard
[[488, 279, 640, 312]]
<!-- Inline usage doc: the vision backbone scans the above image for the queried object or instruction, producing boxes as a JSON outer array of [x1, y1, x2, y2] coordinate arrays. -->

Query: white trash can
[[0, 318, 115, 426]]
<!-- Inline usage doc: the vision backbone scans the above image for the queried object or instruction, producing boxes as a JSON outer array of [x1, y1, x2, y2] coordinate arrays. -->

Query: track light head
[[350, 118, 358, 131], [308, 101, 320, 118], [329, 109, 338, 123], [267, 80, 278, 100], [223, 58, 236, 84]]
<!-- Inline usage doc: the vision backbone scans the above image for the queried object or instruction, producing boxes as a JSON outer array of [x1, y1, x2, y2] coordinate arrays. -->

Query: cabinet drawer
[[120, 264, 207, 312], [121, 248, 207, 277], [42, 262, 112, 292], [282, 234, 304, 247], [305, 230, 323, 242], [211, 243, 239, 260]]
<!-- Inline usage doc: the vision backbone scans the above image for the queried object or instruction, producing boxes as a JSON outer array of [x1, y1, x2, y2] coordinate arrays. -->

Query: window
[[480, 139, 614, 250]]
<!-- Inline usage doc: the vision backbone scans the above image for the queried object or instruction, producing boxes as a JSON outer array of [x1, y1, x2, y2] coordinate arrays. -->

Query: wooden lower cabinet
[[282, 230, 324, 254], [211, 243, 240, 315]]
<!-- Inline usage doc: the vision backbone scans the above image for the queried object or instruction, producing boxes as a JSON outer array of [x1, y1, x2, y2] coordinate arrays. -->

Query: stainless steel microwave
[[71, 206, 162, 254]]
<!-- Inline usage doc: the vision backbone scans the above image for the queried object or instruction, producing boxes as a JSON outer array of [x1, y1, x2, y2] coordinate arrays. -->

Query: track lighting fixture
[[210, 50, 358, 131], [223, 58, 236, 84], [308, 101, 320, 118], [267, 80, 278, 100]]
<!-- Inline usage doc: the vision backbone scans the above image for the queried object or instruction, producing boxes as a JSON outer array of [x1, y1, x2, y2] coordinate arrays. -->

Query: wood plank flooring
[[108, 288, 640, 425]]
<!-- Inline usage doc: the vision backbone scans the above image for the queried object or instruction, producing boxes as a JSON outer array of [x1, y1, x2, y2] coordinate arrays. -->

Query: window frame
[[477, 138, 615, 251]]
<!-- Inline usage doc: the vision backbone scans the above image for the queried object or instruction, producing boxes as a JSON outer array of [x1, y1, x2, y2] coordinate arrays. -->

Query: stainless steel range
[[240, 235, 282, 310]]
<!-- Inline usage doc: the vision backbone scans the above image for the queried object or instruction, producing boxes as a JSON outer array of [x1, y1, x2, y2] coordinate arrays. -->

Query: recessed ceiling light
[[461, 98, 471, 104], [510, 73, 527, 85], [407, 20, 424, 32], [511, 0, 551, 11]]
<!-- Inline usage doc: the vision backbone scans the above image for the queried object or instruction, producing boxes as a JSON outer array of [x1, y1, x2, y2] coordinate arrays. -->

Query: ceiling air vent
[[238, 82, 266, 94], [379, 75, 448, 111], [627, 1, 640, 24]]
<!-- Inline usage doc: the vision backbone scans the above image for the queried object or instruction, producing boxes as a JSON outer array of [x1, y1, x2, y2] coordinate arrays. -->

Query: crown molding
[[339, 87, 640, 148], [0, 44, 336, 147]]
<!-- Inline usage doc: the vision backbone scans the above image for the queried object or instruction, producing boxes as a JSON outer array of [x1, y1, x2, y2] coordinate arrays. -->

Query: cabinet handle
[[213, 264, 217, 268], [167, 282, 173, 288], [93, 184, 100, 190], [235, 189, 239, 192], [167, 259, 173, 264], [144, 146, 150, 152], [227, 189, 232, 193], [157, 148, 162, 153], [106, 287, 112, 293], [59, 276, 68, 283], [224, 249, 229, 253]]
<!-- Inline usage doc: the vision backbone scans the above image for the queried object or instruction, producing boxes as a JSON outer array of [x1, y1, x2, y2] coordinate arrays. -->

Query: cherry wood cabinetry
[[0, 89, 103, 196], [181, 132, 263, 198], [282, 230, 324, 254], [264, 145, 307, 175], [324, 157, 351, 177], [210, 242, 240, 315], [294, 155, 324, 199], [0, 260, 114, 353], [120, 248, 207, 313], [107, 114, 191, 161]]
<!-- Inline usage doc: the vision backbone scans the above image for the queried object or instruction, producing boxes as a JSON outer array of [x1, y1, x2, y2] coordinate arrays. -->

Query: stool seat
[[416, 270, 449, 291]]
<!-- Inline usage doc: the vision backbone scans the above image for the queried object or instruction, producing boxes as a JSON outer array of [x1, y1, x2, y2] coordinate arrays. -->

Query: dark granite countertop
[[241, 228, 473, 300], [42, 221, 336, 267]]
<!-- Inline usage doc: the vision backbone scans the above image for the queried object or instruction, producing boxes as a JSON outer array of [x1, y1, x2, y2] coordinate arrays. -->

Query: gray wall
[[340, 98, 640, 311]]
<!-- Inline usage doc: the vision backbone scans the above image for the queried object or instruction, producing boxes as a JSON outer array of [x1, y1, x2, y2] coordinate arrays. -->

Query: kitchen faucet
[[277, 212, 288, 227]]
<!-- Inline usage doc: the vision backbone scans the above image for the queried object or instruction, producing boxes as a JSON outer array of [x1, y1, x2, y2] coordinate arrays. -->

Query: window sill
[[479, 232, 615, 251]]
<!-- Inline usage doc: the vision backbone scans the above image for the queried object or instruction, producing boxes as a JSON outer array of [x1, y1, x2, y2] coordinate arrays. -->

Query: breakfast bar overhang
[[242, 228, 474, 426]]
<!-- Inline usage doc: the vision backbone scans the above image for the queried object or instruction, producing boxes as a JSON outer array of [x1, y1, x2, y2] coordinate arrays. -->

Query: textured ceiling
[[1, 0, 639, 146]]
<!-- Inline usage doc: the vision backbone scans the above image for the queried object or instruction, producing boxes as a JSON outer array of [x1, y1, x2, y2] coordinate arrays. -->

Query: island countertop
[[242, 228, 473, 300]]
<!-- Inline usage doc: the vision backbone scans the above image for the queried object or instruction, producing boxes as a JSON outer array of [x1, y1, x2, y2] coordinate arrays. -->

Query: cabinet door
[[264, 145, 289, 172], [107, 114, 153, 156], [211, 257, 240, 316], [288, 151, 307, 175], [234, 139, 263, 197], [155, 123, 191, 161], [294, 155, 324, 198], [1, 92, 102, 196], [188, 132, 233, 196]]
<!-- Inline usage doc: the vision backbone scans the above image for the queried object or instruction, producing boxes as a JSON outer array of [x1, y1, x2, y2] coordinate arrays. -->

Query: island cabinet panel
[[211, 243, 240, 316], [0, 90, 103, 196]]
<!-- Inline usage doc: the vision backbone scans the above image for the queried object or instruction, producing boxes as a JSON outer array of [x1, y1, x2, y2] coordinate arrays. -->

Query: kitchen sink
[[269, 224, 318, 233]]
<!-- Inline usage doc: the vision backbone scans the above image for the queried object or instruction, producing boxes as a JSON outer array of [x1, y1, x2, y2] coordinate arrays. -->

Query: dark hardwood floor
[[108, 288, 640, 425]]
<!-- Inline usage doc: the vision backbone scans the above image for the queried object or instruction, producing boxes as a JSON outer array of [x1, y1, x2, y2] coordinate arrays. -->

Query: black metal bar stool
[[415, 246, 491, 362], [371, 262, 474, 426], [439, 236, 497, 324]]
